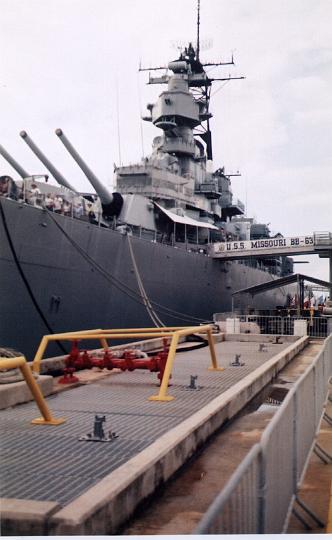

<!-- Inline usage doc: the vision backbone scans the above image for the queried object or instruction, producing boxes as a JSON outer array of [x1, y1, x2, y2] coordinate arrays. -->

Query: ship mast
[[139, 1, 245, 162], [196, 0, 200, 62]]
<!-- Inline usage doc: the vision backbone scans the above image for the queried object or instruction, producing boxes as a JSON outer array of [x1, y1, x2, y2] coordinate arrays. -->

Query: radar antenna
[[139, 0, 245, 162], [196, 0, 200, 60]]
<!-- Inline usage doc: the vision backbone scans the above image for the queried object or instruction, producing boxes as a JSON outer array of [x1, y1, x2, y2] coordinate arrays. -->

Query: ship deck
[[0, 334, 308, 534]]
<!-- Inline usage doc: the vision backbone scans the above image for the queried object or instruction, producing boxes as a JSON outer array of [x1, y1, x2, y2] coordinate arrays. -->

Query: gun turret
[[19, 131, 76, 193], [55, 129, 112, 204], [55, 129, 123, 218], [0, 144, 29, 179]]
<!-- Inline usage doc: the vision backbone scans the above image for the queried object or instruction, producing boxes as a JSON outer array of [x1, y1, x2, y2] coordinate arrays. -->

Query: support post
[[32, 335, 49, 373], [149, 332, 180, 401], [300, 279, 304, 316], [297, 274, 301, 316], [0, 356, 65, 425], [329, 252, 332, 300], [100, 338, 109, 350], [207, 328, 224, 371]]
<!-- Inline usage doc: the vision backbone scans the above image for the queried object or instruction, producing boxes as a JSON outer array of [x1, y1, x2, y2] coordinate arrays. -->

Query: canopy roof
[[232, 273, 332, 296], [155, 203, 219, 230]]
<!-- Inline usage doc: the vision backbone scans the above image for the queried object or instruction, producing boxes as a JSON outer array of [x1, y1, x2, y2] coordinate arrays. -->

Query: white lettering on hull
[[215, 235, 314, 254]]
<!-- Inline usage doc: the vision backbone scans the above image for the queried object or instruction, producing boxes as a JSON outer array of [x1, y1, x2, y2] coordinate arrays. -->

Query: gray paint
[[55, 129, 113, 205], [0, 198, 288, 359], [19, 131, 76, 192], [0, 144, 29, 179]]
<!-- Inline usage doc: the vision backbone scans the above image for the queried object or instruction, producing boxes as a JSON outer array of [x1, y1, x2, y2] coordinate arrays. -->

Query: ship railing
[[4, 188, 101, 222], [235, 258, 282, 276], [117, 187, 196, 206], [118, 179, 194, 197], [129, 226, 209, 252], [314, 231, 332, 246], [195, 333, 332, 534], [3, 187, 210, 249], [116, 162, 150, 172], [4, 189, 277, 259]]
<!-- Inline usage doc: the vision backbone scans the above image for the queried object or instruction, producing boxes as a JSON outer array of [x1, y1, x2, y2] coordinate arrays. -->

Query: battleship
[[0, 5, 294, 359]]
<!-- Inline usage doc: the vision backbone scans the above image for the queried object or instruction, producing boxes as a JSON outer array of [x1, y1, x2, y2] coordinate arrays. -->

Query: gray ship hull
[[0, 198, 287, 358]]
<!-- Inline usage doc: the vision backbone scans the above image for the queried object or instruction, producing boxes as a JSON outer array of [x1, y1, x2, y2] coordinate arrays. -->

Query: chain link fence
[[195, 333, 332, 534]]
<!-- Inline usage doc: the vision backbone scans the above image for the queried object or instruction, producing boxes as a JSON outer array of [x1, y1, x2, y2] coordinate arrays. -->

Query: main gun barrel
[[0, 144, 29, 179], [19, 131, 76, 193], [55, 129, 113, 205]]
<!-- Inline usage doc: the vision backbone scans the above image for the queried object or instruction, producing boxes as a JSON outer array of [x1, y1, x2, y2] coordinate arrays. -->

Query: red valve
[[59, 340, 171, 385], [58, 367, 80, 384]]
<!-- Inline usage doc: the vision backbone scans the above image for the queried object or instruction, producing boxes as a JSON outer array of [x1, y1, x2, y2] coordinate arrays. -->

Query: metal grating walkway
[[0, 340, 288, 506]]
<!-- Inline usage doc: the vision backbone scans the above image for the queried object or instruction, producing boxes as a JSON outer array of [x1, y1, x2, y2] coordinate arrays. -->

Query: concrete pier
[[0, 334, 308, 535]]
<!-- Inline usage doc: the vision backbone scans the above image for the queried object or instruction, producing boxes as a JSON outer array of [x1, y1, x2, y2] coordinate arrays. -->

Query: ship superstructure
[[115, 41, 245, 241]]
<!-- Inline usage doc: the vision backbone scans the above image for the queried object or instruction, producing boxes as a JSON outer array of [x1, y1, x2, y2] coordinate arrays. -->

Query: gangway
[[209, 232, 332, 260]]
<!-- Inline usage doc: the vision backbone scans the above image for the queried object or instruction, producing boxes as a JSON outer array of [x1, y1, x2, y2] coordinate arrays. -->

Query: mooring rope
[[127, 233, 165, 327], [47, 211, 209, 324]]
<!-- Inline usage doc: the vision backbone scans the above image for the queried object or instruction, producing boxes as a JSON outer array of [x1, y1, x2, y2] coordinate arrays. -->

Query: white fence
[[195, 334, 332, 534]]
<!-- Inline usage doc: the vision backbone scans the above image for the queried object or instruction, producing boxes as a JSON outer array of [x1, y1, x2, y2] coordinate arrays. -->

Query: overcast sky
[[1, 0, 331, 281]]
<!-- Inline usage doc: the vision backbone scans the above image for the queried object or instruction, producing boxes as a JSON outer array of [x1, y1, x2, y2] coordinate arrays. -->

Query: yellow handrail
[[148, 325, 224, 401], [31, 325, 224, 401], [0, 356, 65, 425], [33, 327, 201, 372]]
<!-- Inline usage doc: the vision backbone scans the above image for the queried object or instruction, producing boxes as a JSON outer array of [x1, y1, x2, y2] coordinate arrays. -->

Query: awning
[[155, 203, 218, 230], [232, 273, 332, 296]]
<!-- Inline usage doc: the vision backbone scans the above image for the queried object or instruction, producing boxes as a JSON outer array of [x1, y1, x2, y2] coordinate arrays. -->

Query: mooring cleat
[[189, 375, 198, 389], [230, 354, 245, 367], [185, 375, 202, 391], [79, 414, 118, 442], [79, 432, 118, 442]]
